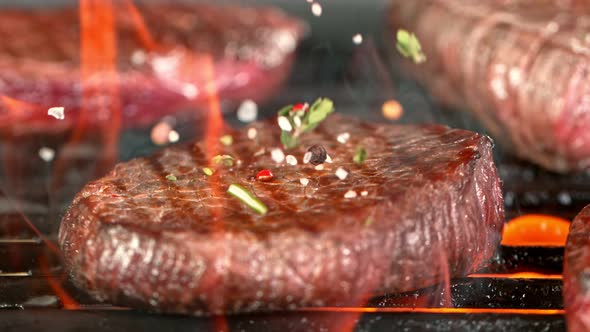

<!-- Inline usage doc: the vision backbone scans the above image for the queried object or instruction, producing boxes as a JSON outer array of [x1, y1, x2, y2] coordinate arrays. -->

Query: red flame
[[502, 214, 570, 247], [39, 256, 80, 310], [468, 272, 563, 279]]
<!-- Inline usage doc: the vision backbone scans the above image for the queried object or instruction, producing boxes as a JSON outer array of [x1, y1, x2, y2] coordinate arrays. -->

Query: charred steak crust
[[59, 114, 504, 315], [564, 205, 590, 332], [389, 0, 590, 172], [0, 3, 303, 133]]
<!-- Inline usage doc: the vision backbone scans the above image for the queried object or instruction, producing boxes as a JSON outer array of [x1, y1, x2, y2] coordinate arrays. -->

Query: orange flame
[[301, 307, 565, 315], [39, 256, 80, 310], [123, 0, 157, 51], [468, 272, 563, 279], [501, 214, 570, 247], [0, 96, 38, 119]]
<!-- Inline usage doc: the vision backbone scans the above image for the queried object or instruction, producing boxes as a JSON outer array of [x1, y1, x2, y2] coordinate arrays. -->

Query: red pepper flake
[[291, 103, 309, 113], [256, 169, 274, 181]]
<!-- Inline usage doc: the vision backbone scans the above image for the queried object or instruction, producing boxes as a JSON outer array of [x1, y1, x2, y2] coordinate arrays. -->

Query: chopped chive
[[212, 154, 234, 167], [165, 174, 177, 181], [396, 29, 426, 64], [227, 184, 268, 215], [220, 134, 233, 146], [353, 146, 367, 165], [202, 167, 214, 176]]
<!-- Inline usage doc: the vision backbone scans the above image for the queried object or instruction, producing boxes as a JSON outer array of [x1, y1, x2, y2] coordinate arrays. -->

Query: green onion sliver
[[227, 184, 268, 215]]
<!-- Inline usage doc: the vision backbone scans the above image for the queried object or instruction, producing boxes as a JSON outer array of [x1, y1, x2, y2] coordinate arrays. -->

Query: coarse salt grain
[[48, 107, 65, 120], [168, 130, 180, 143], [247, 127, 258, 140], [335, 167, 348, 180], [325, 154, 333, 163], [336, 132, 350, 144], [277, 116, 292, 132], [315, 164, 324, 171], [300, 178, 309, 186], [344, 190, 357, 199], [182, 84, 198, 99], [131, 49, 147, 65], [271, 148, 285, 163], [286, 155, 298, 166], [361, 191, 368, 196], [38, 147, 55, 162], [237, 99, 258, 123], [311, 2, 322, 16], [303, 151, 312, 164], [352, 33, 363, 45]]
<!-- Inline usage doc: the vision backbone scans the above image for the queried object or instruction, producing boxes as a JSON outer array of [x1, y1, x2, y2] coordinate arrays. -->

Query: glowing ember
[[47, 107, 65, 120], [502, 214, 570, 247], [237, 99, 258, 123], [382, 99, 403, 120], [38, 147, 56, 162], [311, 2, 323, 16]]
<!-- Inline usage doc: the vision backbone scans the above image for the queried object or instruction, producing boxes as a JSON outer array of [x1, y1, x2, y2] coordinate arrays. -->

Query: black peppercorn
[[305, 144, 327, 166]]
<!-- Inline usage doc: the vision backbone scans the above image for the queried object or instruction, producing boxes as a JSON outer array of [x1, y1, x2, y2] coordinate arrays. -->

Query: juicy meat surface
[[389, 0, 590, 172], [564, 204, 590, 332], [59, 114, 505, 315], [0, 3, 303, 134]]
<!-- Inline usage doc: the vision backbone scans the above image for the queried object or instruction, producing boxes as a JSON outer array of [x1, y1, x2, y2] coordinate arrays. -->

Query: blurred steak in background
[[0, 1, 304, 135], [388, 0, 590, 173]]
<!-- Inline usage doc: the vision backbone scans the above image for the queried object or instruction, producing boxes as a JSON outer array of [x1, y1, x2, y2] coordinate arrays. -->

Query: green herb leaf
[[277, 104, 294, 117], [281, 130, 298, 149], [220, 135, 233, 146], [202, 167, 214, 176], [353, 146, 367, 165], [212, 154, 234, 167], [396, 29, 426, 64], [227, 183, 268, 215], [303, 98, 335, 131], [165, 174, 177, 181]]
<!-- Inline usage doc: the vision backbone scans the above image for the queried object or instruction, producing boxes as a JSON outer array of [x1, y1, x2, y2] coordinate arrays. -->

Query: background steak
[[0, 2, 304, 134], [388, 0, 590, 172], [58, 114, 504, 315], [564, 204, 590, 332]]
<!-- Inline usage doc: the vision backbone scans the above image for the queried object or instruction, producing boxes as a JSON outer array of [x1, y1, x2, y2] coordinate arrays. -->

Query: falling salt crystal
[[271, 148, 285, 163], [278, 116, 293, 132], [344, 190, 357, 199], [131, 49, 147, 65], [361, 191, 368, 196], [48, 107, 65, 120], [335, 167, 348, 180], [237, 99, 258, 123], [336, 132, 350, 144], [182, 84, 198, 99], [315, 164, 324, 171], [311, 2, 322, 16], [300, 178, 309, 186], [303, 151, 312, 164], [286, 155, 298, 166], [247, 127, 258, 140], [38, 147, 55, 162], [325, 154, 333, 163], [558, 192, 572, 205], [168, 130, 180, 143], [352, 34, 363, 45]]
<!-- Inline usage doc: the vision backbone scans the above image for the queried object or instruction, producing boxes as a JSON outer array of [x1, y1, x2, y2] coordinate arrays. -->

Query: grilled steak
[[0, 3, 303, 134], [59, 114, 504, 315], [389, 0, 590, 172], [564, 205, 590, 332]]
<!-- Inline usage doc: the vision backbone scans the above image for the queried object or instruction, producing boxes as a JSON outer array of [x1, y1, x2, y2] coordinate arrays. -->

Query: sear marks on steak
[[564, 205, 590, 332], [388, 0, 590, 173], [0, 3, 304, 134], [58, 114, 504, 315]]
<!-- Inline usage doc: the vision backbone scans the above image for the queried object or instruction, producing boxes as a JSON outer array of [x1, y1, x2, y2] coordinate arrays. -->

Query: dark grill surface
[[0, 1, 581, 331]]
